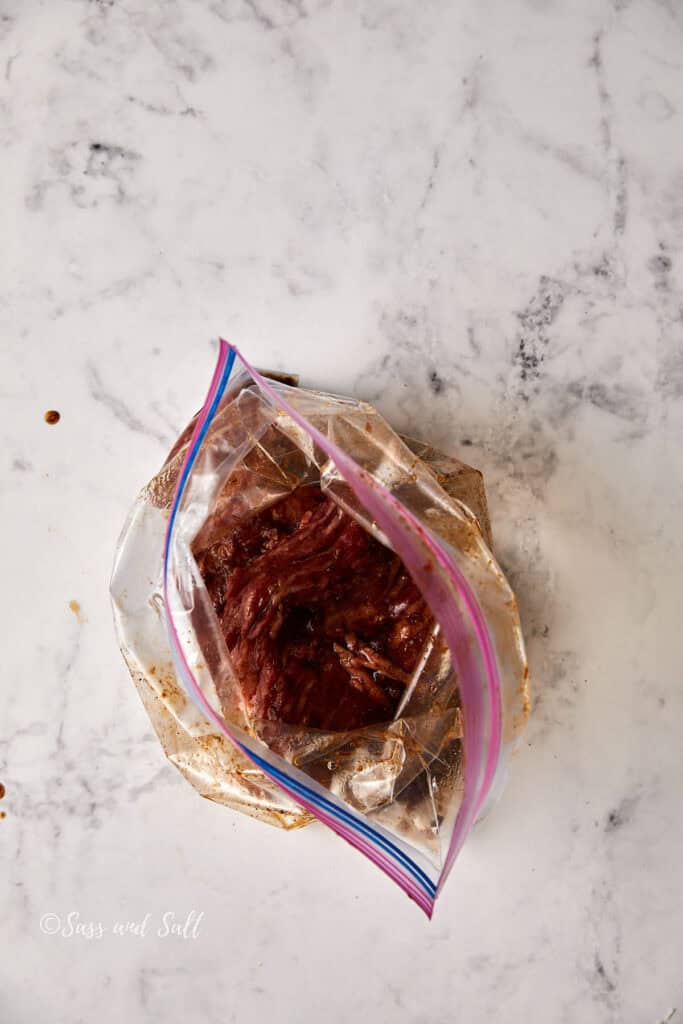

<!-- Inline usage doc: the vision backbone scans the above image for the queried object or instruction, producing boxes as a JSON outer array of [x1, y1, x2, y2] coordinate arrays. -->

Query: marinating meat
[[196, 484, 434, 731]]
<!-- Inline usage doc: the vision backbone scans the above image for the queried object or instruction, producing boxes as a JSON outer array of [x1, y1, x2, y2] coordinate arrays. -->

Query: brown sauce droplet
[[0, 811, 6, 820], [44, 410, 61, 425], [68, 600, 83, 623], [0, 783, 5, 799]]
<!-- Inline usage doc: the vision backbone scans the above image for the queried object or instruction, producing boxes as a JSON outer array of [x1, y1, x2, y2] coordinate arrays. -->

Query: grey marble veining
[[2, 0, 682, 1021]]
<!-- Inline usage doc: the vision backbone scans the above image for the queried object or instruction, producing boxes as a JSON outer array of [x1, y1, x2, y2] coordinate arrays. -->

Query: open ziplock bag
[[111, 340, 529, 916]]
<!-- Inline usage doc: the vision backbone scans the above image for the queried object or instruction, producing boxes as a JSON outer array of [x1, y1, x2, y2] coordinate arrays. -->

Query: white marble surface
[[3, 0, 683, 1020]]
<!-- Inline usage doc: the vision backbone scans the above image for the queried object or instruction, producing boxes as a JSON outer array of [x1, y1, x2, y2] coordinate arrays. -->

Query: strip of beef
[[195, 484, 434, 731]]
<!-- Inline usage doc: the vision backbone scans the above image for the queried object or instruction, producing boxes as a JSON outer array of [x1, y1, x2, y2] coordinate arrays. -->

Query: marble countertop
[[3, 0, 682, 1020]]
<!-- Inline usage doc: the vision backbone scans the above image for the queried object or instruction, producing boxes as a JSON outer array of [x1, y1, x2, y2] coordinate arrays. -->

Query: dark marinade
[[196, 484, 434, 731]]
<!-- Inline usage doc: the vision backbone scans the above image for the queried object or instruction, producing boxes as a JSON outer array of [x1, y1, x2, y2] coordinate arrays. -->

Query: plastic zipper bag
[[111, 340, 529, 916]]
